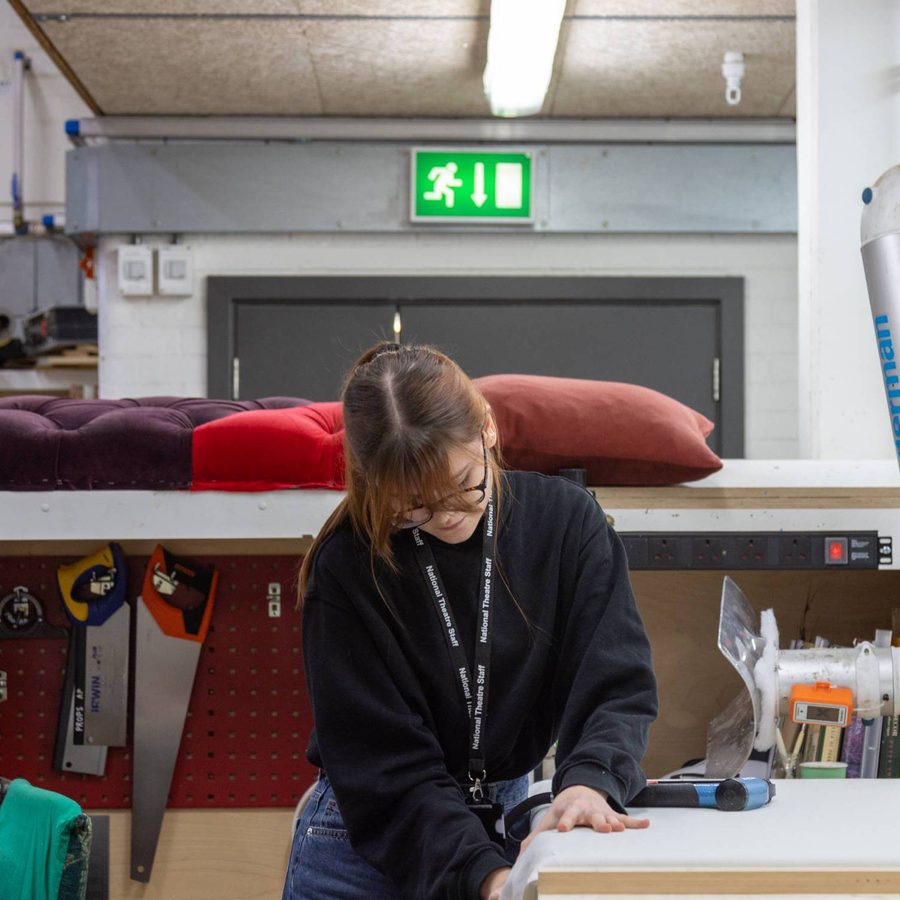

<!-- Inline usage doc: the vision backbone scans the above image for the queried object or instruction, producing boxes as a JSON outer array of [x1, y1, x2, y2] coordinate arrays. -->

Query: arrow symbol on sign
[[472, 162, 487, 207]]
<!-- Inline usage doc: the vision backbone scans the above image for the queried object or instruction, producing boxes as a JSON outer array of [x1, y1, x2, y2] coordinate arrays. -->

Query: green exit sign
[[411, 149, 534, 223]]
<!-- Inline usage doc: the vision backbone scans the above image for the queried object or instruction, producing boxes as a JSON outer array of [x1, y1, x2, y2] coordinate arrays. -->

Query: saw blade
[[131, 545, 218, 883], [58, 543, 130, 747], [82, 602, 130, 747], [131, 596, 202, 881], [54, 628, 107, 776]]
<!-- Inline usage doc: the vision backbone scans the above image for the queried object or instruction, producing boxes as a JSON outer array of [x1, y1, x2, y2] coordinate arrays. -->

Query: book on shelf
[[878, 715, 900, 778], [877, 613, 900, 778], [842, 715, 865, 778]]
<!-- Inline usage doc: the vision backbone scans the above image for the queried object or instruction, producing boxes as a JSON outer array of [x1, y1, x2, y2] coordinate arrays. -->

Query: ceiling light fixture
[[483, 0, 567, 118]]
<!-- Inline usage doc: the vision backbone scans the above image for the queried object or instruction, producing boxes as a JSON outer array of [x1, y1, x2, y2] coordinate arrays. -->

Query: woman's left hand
[[520, 785, 649, 853]]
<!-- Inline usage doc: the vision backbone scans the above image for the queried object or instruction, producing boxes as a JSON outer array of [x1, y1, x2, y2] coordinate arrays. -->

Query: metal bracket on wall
[[0, 669, 7, 702]]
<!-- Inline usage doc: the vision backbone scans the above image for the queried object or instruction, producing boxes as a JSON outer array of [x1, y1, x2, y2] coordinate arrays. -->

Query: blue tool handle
[[633, 778, 774, 811], [697, 781, 743, 809]]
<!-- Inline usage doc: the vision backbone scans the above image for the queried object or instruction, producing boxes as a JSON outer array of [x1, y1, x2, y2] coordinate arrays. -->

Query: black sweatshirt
[[302, 471, 658, 899]]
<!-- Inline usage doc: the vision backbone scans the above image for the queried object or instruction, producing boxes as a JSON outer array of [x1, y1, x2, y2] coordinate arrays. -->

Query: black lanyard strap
[[411, 491, 496, 798]]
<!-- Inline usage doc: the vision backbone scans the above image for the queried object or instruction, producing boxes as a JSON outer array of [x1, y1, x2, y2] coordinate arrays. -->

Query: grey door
[[401, 302, 719, 443], [211, 276, 742, 455], [234, 302, 396, 401]]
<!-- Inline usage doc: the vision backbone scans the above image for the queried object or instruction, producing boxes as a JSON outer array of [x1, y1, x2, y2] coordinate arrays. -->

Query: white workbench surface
[[1, 459, 897, 543], [503, 779, 900, 899]]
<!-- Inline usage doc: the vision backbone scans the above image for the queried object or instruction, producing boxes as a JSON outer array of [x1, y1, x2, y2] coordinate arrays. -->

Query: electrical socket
[[736, 536, 767, 566], [649, 537, 678, 567], [692, 537, 727, 566], [779, 535, 810, 566]]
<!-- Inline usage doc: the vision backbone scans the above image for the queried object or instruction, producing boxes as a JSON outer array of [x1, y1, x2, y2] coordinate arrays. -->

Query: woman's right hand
[[480, 865, 511, 900]]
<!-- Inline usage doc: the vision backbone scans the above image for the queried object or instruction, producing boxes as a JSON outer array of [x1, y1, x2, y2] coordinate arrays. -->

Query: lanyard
[[411, 490, 496, 802]]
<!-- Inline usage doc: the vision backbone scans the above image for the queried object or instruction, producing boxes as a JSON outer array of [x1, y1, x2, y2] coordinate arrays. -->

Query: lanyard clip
[[468, 770, 486, 803]]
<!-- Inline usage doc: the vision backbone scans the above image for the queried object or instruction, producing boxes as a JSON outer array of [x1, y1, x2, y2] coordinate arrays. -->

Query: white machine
[[705, 577, 898, 778]]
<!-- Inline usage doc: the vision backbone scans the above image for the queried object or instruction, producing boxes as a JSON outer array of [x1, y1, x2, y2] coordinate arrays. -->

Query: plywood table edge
[[537, 866, 900, 895], [0, 538, 312, 556], [593, 487, 900, 510]]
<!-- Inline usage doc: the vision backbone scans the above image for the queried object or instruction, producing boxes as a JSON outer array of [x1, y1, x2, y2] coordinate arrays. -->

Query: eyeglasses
[[391, 437, 489, 530]]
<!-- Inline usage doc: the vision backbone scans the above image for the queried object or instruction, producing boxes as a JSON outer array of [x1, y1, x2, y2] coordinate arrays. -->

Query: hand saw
[[57, 543, 130, 747], [131, 545, 218, 882]]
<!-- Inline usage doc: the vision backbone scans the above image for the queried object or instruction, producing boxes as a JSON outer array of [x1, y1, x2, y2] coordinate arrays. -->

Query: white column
[[797, 0, 900, 459]]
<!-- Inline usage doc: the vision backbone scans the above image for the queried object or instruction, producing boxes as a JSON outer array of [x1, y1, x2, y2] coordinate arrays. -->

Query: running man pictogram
[[423, 162, 463, 208]]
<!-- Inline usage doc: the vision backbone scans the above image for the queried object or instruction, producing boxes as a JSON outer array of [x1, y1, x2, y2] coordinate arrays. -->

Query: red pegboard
[[0, 554, 316, 809]]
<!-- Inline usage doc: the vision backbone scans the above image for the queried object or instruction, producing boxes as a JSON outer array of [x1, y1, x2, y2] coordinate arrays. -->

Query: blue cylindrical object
[[632, 777, 774, 811], [861, 166, 900, 471]]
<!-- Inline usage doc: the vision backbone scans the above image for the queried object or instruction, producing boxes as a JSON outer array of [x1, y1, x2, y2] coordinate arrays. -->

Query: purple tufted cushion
[[0, 396, 311, 490]]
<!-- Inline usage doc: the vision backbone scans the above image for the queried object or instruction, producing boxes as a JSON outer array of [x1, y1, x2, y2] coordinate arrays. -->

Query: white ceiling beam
[[68, 116, 795, 145]]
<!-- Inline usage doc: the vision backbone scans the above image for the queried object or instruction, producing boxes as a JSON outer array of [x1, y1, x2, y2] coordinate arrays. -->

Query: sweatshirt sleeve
[[550, 497, 659, 811], [302, 556, 509, 900]]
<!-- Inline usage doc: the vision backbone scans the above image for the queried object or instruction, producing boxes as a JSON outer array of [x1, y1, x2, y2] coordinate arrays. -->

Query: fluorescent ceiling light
[[483, 0, 567, 118]]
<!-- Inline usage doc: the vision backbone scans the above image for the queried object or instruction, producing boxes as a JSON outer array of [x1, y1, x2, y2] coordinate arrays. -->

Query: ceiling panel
[[40, 19, 324, 115], [552, 19, 794, 117], [24, 0, 303, 13], [294, 0, 487, 13], [573, 0, 795, 15], [305, 18, 489, 116], [16, 0, 796, 118], [24, 0, 487, 15]]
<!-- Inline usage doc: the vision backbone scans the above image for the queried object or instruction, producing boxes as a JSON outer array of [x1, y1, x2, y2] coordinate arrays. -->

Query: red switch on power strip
[[825, 537, 848, 565]]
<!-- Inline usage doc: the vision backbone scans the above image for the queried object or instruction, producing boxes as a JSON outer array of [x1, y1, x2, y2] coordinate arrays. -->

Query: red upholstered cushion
[[192, 401, 345, 491], [475, 374, 723, 486]]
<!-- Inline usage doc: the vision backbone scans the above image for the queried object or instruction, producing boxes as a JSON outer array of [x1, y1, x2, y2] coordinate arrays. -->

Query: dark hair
[[297, 341, 507, 606]]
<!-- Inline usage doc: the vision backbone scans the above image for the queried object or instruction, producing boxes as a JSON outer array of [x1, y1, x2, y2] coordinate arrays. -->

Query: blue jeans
[[282, 772, 529, 899]]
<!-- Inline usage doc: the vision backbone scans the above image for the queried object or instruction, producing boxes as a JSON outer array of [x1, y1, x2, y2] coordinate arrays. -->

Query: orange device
[[789, 681, 853, 727]]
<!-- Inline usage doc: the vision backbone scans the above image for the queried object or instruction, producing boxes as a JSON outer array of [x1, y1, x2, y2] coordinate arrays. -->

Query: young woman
[[283, 342, 658, 900]]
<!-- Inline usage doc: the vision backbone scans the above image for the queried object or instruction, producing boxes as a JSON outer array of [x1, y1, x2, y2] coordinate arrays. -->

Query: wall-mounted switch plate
[[117, 246, 153, 296], [158, 246, 193, 296]]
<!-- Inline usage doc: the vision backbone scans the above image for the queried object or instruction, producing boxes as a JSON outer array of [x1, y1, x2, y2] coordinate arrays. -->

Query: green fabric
[[0, 779, 83, 900]]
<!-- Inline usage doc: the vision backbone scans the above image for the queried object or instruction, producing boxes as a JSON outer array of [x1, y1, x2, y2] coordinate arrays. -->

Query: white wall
[[796, 0, 900, 460], [96, 232, 799, 459], [0, 2, 91, 232]]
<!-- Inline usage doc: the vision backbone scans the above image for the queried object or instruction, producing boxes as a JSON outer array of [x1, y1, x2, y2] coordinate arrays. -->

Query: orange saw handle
[[141, 544, 218, 642]]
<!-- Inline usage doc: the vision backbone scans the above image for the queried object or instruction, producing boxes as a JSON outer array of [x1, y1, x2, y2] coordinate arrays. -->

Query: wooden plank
[[595, 487, 900, 509], [538, 867, 900, 895], [0, 538, 311, 556], [35, 345, 99, 369], [85, 809, 294, 900], [0, 386, 86, 398], [35, 356, 98, 368]]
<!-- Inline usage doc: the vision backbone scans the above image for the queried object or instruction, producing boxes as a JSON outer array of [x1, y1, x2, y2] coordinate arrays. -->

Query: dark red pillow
[[192, 401, 345, 491], [475, 374, 722, 486]]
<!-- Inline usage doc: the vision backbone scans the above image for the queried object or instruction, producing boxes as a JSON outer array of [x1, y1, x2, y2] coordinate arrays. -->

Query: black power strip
[[619, 531, 889, 570]]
